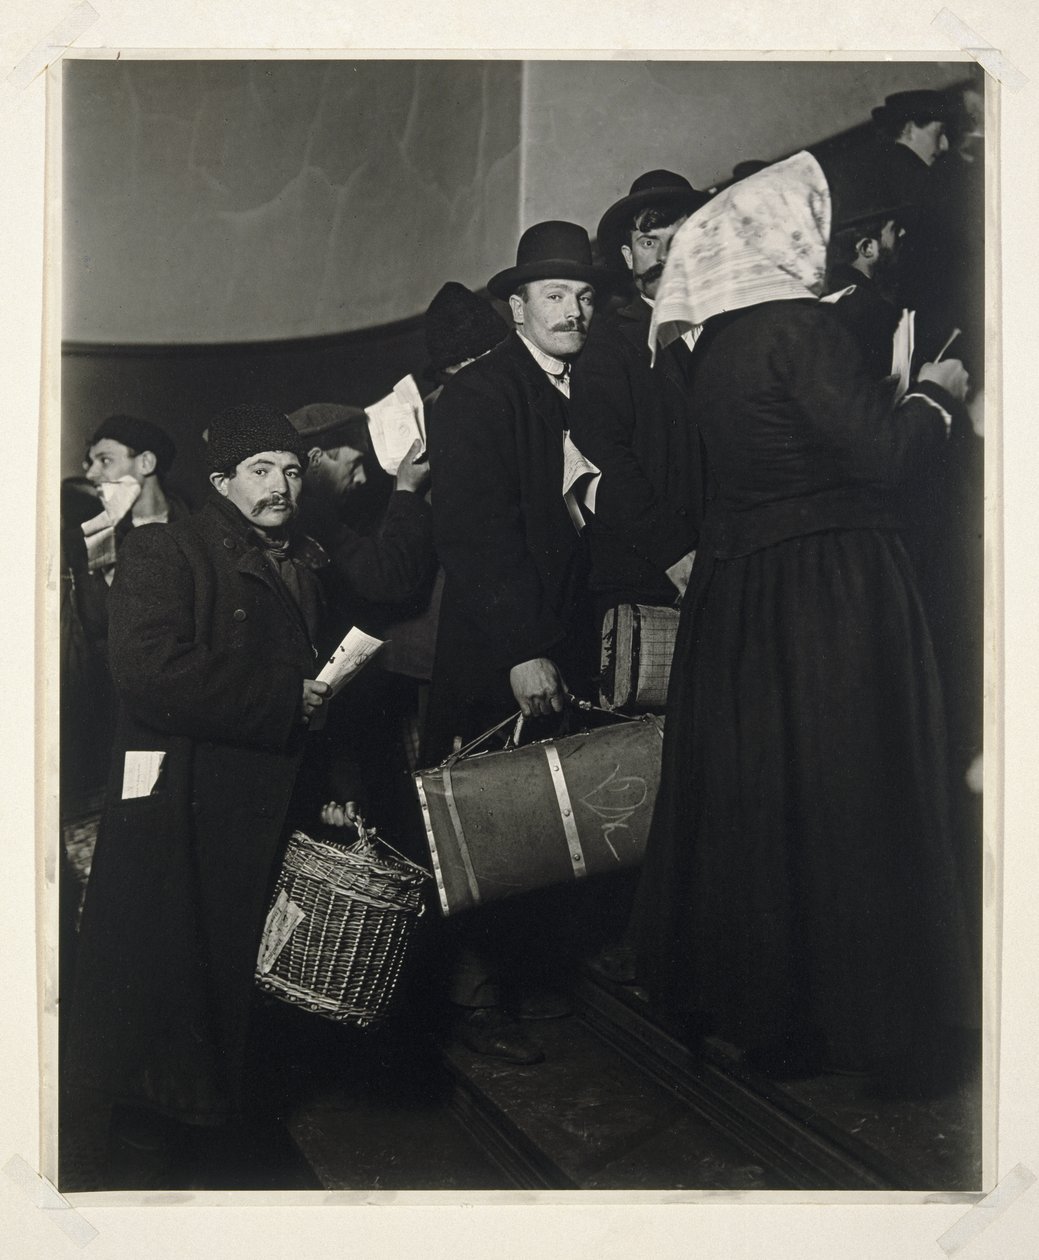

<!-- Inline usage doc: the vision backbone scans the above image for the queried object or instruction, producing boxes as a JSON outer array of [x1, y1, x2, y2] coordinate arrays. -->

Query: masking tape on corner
[[936, 1163, 1037, 1256], [3, 1154, 98, 1247], [5, 2, 100, 90], [932, 8, 1029, 92]]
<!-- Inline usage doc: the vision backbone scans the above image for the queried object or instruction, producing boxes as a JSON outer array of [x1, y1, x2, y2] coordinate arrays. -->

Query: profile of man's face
[[84, 438, 149, 487], [621, 215, 689, 300], [902, 119, 949, 166], [510, 278, 595, 359], [309, 444, 367, 497], [210, 449, 304, 529]]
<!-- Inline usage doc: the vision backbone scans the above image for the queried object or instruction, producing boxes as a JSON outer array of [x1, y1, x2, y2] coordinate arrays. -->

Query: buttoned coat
[[66, 493, 340, 1125], [568, 297, 703, 609], [424, 331, 591, 758]]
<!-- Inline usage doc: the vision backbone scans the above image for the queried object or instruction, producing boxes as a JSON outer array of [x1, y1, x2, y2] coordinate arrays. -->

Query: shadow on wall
[[62, 315, 432, 501]]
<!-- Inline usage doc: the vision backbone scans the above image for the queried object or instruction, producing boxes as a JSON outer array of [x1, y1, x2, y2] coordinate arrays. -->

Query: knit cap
[[207, 403, 311, 474], [424, 282, 510, 373]]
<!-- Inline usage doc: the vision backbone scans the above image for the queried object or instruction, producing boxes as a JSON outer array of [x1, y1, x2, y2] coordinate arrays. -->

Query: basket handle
[[353, 816, 431, 880]]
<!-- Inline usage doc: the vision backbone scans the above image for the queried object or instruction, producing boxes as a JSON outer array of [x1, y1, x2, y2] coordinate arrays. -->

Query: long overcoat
[[423, 331, 591, 758], [66, 493, 339, 1125], [569, 297, 704, 610]]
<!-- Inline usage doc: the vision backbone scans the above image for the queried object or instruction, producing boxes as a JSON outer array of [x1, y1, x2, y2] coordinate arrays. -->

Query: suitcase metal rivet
[[562, 808, 571, 817]]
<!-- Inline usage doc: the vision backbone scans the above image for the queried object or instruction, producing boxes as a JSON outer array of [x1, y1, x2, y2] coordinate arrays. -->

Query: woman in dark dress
[[632, 152, 978, 1084]]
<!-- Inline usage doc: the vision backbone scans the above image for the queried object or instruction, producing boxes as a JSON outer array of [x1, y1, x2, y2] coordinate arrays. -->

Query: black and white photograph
[[50, 53, 993, 1202]]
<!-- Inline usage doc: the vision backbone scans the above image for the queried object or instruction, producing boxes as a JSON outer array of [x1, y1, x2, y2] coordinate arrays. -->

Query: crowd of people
[[60, 83, 984, 1187]]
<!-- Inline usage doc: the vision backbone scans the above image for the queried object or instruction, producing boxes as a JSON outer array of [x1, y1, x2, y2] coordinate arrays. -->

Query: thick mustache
[[253, 497, 294, 514], [552, 321, 587, 333], [637, 263, 665, 285]]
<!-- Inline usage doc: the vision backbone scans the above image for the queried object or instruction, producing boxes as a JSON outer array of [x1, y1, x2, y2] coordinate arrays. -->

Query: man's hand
[[81, 476, 142, 536], [395, 438, 430, 495], [509, 657, 567, 718], [665, 548, 696, 598], [918, 357, 969, 403], [301, 679, 331, 723], [320, 800, 360, 827]]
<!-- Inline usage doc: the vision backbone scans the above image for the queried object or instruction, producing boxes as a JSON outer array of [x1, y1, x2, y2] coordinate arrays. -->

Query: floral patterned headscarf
[[649, 150, 831, 357]]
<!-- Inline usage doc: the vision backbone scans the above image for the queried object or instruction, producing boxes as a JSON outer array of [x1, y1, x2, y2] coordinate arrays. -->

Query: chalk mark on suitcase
[[579, 766, 649, 860]]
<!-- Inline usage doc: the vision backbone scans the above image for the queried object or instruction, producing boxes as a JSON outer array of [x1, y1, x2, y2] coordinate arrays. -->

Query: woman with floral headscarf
[[632, 152, 978, 1090]]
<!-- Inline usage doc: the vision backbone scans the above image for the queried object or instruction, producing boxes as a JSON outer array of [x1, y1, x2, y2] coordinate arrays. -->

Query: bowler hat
[[871, 89, 953, 129], [818, 143, 925, 233], [487, 221, 606, 301], [596, 170, 710, 268]]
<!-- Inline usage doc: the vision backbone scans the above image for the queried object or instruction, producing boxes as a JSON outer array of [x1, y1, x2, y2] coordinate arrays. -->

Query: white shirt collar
[[517, 331, 569, 379]]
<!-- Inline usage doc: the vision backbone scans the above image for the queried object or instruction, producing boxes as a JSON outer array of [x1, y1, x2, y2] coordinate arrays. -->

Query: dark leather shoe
[[453, 1007, 545, 1064], [510, 988, 574, 1021]]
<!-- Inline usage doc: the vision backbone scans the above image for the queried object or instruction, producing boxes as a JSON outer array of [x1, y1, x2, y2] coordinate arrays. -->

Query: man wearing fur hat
[[66, 403, 346, 1188], [570, 171, 710, 613], [423, 223, 607, 1063]]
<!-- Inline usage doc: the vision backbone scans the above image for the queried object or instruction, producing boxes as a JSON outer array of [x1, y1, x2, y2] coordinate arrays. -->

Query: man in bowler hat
[[570, 170, 710, 616], [423, 222, 607, 1063]]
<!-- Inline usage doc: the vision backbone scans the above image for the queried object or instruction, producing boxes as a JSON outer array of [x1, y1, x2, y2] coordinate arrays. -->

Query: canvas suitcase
[[414, 711, 665, 916], [600, 602, 680, 712]]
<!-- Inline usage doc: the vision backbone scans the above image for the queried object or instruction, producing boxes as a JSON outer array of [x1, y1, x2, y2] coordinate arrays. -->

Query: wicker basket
[[255, 825, 430, 1027]]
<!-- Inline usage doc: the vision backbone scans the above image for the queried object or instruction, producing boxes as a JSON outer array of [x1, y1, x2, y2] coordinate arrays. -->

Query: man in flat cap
[[291, 400, 433, 623], [423, 222, 607, 1063], [570, 170, 710, 618], [66, 403, 345, 1188], [61, 416, 188, 805]]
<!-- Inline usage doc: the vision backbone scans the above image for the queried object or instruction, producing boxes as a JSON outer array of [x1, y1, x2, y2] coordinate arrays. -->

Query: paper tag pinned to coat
[[257, 890, 306, 975], [562, 434, 601, 529], [121, 750, 166, 799]]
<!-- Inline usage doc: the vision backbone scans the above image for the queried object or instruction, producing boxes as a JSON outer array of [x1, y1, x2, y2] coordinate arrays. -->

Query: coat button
[[233, 608, 247, 622], [223, 537, 235, 549]]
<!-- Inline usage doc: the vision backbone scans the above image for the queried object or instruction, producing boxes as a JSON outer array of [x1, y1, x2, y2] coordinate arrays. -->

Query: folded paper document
[[365, 375, 426, 474]]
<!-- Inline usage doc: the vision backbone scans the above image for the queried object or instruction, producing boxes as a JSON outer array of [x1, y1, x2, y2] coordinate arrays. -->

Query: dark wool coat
[[423, 332, 592, 758], [66, 494, 342, 1125], [826, 262, 904, 384], [568, 297, 703, 609]]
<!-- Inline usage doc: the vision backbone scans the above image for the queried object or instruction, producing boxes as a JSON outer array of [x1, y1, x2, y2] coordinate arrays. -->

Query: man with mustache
[[66, 403, 344, 1187], [424, 222, 607, 1063], [569, 171, 710, 617]]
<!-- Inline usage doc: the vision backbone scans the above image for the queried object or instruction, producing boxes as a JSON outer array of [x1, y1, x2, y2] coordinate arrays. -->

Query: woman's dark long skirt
[[632, 528, 978, 1070]]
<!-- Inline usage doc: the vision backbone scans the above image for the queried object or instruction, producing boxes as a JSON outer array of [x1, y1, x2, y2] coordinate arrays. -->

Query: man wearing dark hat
[[873, 89, 952, 176], [825, 202, 912, 385], [569, 171, 710, 614], [291, 400, 433, 615], [66, 403, 344, 1187], [423, 223, 606, 1063], [61, 416, 189, 805], [425, 221, 604, 755], [423, 280, 511, 390]]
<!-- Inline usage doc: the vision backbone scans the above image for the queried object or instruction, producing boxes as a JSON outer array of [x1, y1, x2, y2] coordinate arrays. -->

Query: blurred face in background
[[84, 438, 153, 488], [307, 444, 367, 498], [900, 118, 949, 166]]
